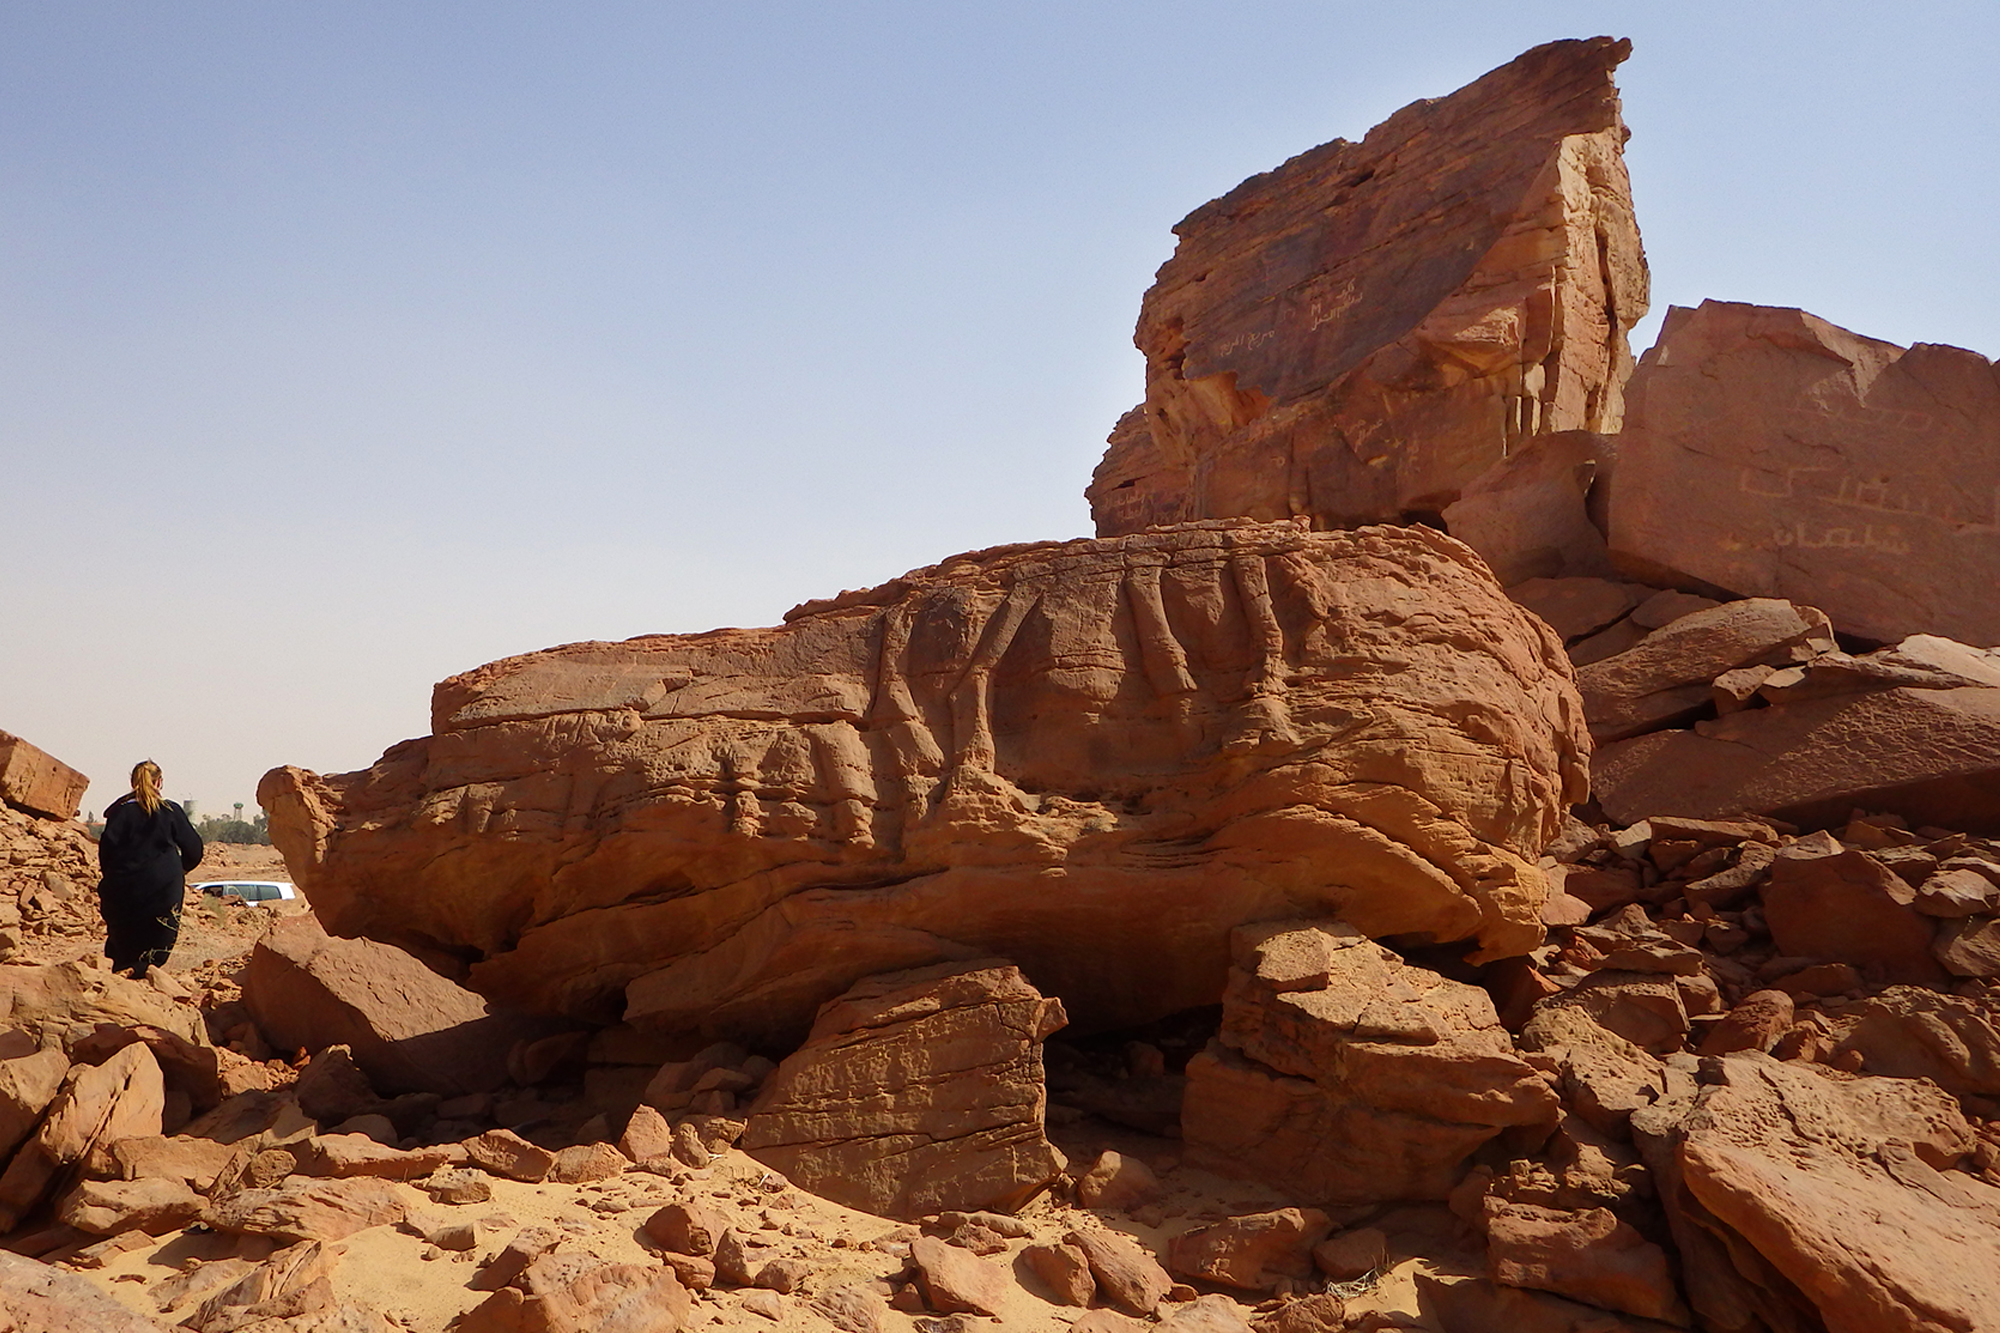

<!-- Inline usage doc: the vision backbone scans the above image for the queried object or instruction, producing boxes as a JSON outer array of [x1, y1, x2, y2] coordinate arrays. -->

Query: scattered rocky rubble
[[11, 30, 2000, 1333]]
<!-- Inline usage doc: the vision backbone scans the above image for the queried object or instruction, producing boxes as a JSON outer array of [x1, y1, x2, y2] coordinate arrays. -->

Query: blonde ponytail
[[131, 760, 164, 815]]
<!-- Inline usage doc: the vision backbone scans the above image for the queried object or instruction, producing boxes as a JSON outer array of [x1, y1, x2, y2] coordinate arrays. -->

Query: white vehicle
[[195, 880, 298, 904]]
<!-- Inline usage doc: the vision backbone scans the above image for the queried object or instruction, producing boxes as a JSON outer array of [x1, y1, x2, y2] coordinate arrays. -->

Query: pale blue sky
[[3, 2, 1995, 816]]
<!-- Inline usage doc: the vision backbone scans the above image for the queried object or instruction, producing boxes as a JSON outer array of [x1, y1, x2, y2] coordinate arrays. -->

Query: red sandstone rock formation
[[1610, 300, 2000, 646], [1634, 1053, 2000, 1333], [261, 521, 1587, 1045], [1088, 38, 1647, 537], [1181, 921, 1558, 1204], [0, 732, 88, 823], [241, 915, 565, 1097], [739, 961, 1068, 1219]]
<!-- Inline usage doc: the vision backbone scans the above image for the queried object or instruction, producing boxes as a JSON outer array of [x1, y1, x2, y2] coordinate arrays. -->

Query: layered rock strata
[[262, 521, 1587, 1044], [1609, 300, 2000, 646], [1089, 37, 1647, 536], [739, 960, 1067, 1219], [1182, 921, 1558, 1204]]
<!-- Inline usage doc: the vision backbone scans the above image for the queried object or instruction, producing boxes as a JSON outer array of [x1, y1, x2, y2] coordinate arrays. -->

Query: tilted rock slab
[[740, 961, 1066, 1219], [242, 915, 565, 1097], [1633, 1052, 2000, 1333], [0, 1250, 178, 1333], [262, 521, 1586, 1045], [0, 1041, 163, 1232], [1182, 921, 1558, 1205], [1610, 300, 2000, 645], [0, 730, 88, 821], [1089, 37, 1647, 536], [1593, 682, 2000, 834]]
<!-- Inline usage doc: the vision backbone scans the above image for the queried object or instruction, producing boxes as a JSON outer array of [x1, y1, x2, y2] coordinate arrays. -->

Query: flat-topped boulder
[[1089, 38, 1646, 536], [262, 521, 1586, 1045]]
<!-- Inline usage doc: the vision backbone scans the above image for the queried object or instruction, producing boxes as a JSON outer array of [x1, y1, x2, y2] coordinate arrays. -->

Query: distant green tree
[[196, 812, 271, 845]]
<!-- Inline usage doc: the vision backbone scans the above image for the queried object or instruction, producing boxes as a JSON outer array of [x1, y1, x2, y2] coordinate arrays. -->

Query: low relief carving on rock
[[262, 521, 1587, 1046]]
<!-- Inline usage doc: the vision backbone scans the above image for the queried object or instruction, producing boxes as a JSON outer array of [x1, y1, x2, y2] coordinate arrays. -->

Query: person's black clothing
[[96, 793, 203, 977]]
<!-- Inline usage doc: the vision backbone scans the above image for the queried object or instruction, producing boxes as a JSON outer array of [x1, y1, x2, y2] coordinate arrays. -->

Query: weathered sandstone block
[[1633, 1053, 2000, 1333], [243, 915, 561, 1097], [1592, 683, 2000, 833], [1089, 38, 1646, 536], [1609, 300, 2000, 645], [0, 1042, 163, 1232], [740, 961, 1066, 1219], [0, 1250, 178, 1332], [1181, 922, 1558, 1204], [0, 731, 88, 821], [262, 521, 1586, 1045]]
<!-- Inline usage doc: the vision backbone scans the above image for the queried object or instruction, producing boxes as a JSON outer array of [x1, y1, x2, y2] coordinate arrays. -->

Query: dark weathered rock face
[[263, 521, 1586, 1046], [1089, 37, 1647, 537], [1609, 300, 2000, 646]]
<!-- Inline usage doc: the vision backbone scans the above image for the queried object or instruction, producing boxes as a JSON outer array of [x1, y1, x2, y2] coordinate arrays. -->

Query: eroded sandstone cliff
[[1088, 36, 1648, 537]]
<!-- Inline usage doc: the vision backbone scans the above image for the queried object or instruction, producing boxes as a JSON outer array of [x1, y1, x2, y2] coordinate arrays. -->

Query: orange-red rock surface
[[1610, 300, 2000, 645], [740, 961, 1068, 1220], [1088, 37, 1647, 537], [0, 731, 88, 823], [261, 521, 1587, 1045]]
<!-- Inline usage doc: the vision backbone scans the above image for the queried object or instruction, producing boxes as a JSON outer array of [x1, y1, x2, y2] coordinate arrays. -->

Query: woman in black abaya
[[96, 759, 203, 978]]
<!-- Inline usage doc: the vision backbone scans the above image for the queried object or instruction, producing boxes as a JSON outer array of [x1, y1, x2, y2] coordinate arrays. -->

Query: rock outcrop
[[1182, 921, 1558, 1204], [1088, 38, 1646, 536], [0, 732, 88, 823], [739, 961, 1067, 1219], [1593, 665, 2000, 833], [262, 521, 1587, 1044], [1634, 1053, 2000, 1333], [0, 1249, 177, 1332], [1609, 300, 2000, 646], [0, 798, 101, 966], [242, 915, 563, 1097]]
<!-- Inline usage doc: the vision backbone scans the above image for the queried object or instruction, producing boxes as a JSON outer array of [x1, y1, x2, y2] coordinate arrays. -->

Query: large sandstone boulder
[[1827, 987, 2000, 1099], [1609, 300, 2000, 645], [261, 522, 1587, 1044], [1088, 38, 1646, 536], [1633, 1053, 2000, 1333], [242, 915, 562, 1097], [0, 732, 88, 821], [1181, 921, 1558, 1204], [740, 961, 1067, 1219]]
